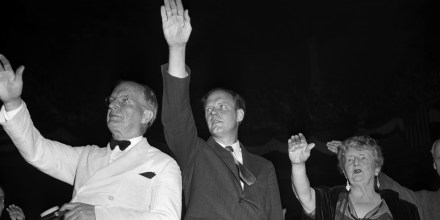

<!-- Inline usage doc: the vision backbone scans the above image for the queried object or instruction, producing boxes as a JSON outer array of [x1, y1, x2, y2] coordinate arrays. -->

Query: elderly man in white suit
[[0, 54, 182, 220]]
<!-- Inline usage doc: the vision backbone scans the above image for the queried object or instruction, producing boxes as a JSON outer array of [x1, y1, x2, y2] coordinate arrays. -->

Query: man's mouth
[[108, 112, 121, 119], [212, 120, 221, 125], [210, 118, 221, 123]]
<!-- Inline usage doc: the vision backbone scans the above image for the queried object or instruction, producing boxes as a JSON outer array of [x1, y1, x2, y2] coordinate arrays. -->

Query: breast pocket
[[117, 173, 154, 209]]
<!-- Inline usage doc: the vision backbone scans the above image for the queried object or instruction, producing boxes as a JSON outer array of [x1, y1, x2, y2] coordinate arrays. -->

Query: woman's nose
[[353, 158, 359, 165]]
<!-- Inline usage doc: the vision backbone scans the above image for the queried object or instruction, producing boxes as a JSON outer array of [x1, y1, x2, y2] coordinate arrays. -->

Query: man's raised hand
[[6, 204, 25, 220], [161, 0, 192, 48], [326, 140, 342, 154], [0, 54, 24, 111]]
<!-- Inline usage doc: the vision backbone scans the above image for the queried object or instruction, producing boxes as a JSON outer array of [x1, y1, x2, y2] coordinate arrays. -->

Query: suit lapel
[[207, 137, 241, 184], [84, 138, 150, 186]]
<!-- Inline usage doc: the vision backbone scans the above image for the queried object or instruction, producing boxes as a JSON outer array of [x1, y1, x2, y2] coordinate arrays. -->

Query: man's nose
[[210, 109, 219, 116], [108, 101, 120, 110]]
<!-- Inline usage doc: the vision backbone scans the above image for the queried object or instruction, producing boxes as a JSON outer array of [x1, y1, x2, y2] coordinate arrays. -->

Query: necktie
[[225, 146, 256, 186], [109, 138, 131, 151]]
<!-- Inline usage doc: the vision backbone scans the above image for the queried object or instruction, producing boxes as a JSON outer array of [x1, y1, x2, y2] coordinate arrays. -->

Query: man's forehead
[[112, 82, 143, 96], [207, 90, 234, 102]]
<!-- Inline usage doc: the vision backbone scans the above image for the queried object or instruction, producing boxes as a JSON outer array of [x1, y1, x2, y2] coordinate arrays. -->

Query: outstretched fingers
[[288, 135, 298, 149], [288, 133, 314, 164], [288, 133, 314, 152], [169, 0, 178, 16], [0, 54, 12, 71], [162, 0, 188, 23], [326, 140, 341, 154], [299, 133, 307, 144], [164, 0, 172, 18], [161, 6, 167, 23], [0, 54, 25, 80], [176, 0, 184, 15], [15, 66, 25, 82]]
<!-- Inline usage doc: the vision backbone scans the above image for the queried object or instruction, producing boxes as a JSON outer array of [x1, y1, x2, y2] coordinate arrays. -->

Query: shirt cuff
[[161, 63, 190, 78], [2, 102, 24, 121]]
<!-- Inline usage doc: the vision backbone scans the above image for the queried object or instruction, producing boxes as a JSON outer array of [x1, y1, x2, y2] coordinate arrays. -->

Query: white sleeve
[[1, 102, 24, 121]]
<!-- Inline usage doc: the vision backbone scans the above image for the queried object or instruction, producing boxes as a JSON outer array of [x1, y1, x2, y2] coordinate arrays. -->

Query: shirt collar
[[217, 140, 241, 152]]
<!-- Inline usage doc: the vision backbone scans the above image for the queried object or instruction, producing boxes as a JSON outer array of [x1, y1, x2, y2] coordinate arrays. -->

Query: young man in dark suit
[[160, 0, 284, 219]]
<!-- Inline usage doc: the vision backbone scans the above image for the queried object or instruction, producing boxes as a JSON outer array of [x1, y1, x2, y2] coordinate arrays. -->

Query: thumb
[[185, 9, 191, 22], [308, 143, 315, 151], [15, 66, 24, 82], [59, 203, 75, 212]]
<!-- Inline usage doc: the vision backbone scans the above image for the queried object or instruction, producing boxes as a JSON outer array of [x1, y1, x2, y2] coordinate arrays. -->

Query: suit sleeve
[[0, 102, 83, 185], [161, 64, 203, 169], [94, 159, 182, 220], [266, 163, 284, 220], [379, 173, 422, 209]]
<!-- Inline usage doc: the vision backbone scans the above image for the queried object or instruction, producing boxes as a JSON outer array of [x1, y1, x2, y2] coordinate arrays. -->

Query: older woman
[[289, 133, 419, 220]]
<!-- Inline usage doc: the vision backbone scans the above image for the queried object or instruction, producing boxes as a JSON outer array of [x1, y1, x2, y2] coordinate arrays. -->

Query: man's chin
[[107, 120, 122, 128], [209, 127, 223, 136]]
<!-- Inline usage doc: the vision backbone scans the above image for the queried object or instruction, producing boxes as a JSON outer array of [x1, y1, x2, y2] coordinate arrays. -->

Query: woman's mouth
[[353, 169, 362, 174]]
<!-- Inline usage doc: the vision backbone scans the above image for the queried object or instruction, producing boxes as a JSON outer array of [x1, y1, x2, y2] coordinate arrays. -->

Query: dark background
[[1, 0, 439, 219]]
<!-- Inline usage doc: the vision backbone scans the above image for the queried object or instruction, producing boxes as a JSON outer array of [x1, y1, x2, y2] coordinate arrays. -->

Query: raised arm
[[288, 133, 316, 214], [379, 173, 422, 209], [161, 0, 191, 78], [0, 54, 24, 111], [0, 55, 82, 185], [160, 0, 200, 169]]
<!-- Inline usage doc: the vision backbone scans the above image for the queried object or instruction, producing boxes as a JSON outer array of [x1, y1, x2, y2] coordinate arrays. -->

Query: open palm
[[161, 0, 192, 47], [288, 133, 315, 164], [0, 55, 23, 104], [7, 204, 25, 220]]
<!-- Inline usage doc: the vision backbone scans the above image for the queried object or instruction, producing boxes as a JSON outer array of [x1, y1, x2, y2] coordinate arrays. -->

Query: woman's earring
[[376, 174, 380, 188], [346, 179, 350, 191]]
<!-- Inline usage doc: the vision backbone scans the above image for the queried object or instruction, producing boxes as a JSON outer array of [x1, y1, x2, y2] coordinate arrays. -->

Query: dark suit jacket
[[161, 64, 284, 220]]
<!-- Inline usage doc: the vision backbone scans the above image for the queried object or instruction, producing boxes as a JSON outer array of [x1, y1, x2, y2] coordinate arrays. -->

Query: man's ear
[[236, 109, 244, 123], [142, 109, 153, 125]]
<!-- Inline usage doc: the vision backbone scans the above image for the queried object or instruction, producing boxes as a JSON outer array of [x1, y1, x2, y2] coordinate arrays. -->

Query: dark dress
[[303, 185, 420, 220]]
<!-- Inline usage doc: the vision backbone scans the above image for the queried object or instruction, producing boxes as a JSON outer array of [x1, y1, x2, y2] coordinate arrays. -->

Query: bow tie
[[109, 138, 131, 151]]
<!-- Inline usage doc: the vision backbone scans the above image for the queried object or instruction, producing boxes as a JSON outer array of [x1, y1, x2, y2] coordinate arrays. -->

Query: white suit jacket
[[0, 102, 182, 220]]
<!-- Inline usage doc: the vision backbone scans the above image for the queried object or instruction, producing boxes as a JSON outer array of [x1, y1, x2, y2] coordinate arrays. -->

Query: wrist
[[291, 162, 306, 167], [4, 98, 22, 111], [169, 45, 187, 52]]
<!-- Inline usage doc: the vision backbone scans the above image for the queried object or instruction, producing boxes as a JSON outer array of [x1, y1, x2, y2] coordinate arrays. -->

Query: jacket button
[[108, 196, 114, 200]]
